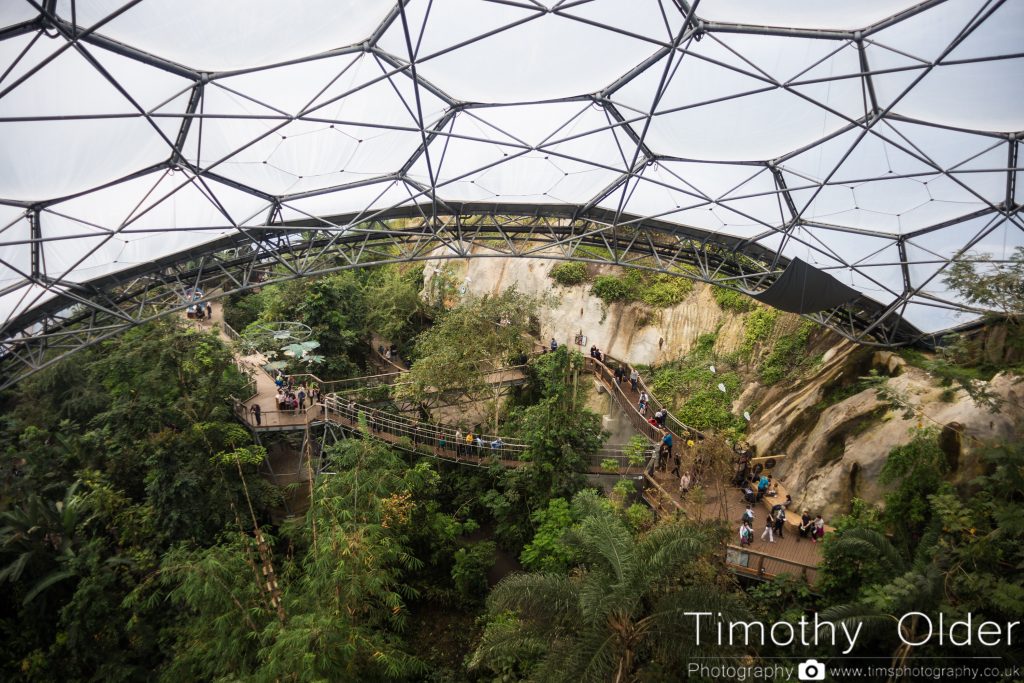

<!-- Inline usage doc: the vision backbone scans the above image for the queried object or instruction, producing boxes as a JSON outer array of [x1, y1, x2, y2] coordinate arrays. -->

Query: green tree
[[879, 428, 948, 544], [520, 497, 577, 572], [471, 504, 746, 682], [250, 272, 368, 379], [364, 264, 430, 354], [151, 438, 435, 682], [0, 320, 272, 681], [943, 246, 1024, 321], [819, 440, 1024, 670], [398, 286, 546, 429]]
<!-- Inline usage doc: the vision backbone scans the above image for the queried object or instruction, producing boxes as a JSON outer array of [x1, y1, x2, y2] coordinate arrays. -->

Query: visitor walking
[[629, 368, 639, 392], [742, 504, 754, 526], [249, 403, 261, 426], [455, 429, 463, 456], [297, 385, 307, 413], [760, 515, 775, 543], [739, 520, 753, 546], [661, 430, 673, 460], [550, 337, 558, 351], [679, 471, 691, 496], [772, 506, 785, 539]]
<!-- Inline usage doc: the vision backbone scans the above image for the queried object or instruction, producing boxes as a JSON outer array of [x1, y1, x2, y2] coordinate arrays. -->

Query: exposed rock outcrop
[[423, 251, 1024, 520]]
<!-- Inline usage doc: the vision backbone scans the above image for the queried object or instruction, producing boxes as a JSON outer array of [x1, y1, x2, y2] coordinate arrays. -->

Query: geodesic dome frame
[[0, 0, 1021, 388]]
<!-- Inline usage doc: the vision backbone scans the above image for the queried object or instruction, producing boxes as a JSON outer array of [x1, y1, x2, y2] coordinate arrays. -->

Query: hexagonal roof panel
[[0, 0, 1021, 355]]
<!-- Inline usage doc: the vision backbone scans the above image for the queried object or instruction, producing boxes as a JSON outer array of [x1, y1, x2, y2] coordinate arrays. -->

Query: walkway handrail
[[324, 394, 529, 459], [594, 351, 702, 440], [584, 357, 665, 443], [283, 370, 406, 395], [222, 319, 242, 342], [319, 395, 654, 468]]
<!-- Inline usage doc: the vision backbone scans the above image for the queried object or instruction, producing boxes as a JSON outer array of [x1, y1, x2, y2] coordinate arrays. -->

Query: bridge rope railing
[[230, 338, 670, 471], [318, 395, 653, 469]]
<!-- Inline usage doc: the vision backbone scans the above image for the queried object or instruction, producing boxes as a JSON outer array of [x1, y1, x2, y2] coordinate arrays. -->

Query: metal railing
[[235, 401, 321, 429], [324, 394, 529, 461], [222, 319, 242, 342], [281, 370, 406, 395], [320, 395, 653, 470], [589, 352, 702, 441], [584, 356, 666, 443]]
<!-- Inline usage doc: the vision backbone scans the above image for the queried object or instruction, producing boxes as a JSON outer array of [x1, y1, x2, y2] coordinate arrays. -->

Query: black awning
[[748, 257, 860, 314]]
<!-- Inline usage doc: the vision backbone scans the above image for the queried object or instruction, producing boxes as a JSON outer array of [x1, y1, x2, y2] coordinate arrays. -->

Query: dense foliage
[[590, 269, 694, 308], [471, 491, 746, 681], [396, 287, 545, 428], [0, 321, 275, 680], [818, 430, 1024, 670], [548, 262, 589, 287], [483, 347, 606, 548], [647, 333, 747, 437], [711, 285, 756, 313], [224, 264, 432, 379], [2, 268, 1022, 682]]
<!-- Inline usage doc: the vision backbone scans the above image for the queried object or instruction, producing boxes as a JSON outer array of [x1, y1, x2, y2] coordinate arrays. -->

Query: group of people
[[246, 373, 321, 426], [738, 496, 826, 546], [742, 472, 781, 504], [611, 364, 642, 394], [453, 429, 505, 456], [588, 345, 605, 362], [185, 301, 213, 320], [272, 372, 320, 414]]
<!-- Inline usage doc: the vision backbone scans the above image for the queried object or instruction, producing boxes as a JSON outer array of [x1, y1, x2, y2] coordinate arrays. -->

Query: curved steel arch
[[0, 204, 963, 390], [1, 1, 1019, 388]]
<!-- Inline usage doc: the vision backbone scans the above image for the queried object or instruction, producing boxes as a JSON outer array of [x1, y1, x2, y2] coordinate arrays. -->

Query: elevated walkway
[[200, 302, 821, 585]]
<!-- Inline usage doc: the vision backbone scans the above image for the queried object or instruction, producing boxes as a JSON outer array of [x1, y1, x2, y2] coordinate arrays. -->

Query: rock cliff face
[[425, 253, 750, 363], [741, 343, 1023, 517], [425, 252, 1024, 519]]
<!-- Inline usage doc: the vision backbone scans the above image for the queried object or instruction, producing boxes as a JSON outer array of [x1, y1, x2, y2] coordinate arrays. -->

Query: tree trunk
[[614, 646, 635, 683]]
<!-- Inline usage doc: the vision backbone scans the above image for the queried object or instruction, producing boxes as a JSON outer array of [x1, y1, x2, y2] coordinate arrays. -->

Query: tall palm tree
[[470, 503, 748, 682]]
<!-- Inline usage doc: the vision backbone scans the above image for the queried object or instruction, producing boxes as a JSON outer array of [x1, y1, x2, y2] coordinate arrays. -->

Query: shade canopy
[[0, 0, 1021, 368], [749, 258, 862, 315]]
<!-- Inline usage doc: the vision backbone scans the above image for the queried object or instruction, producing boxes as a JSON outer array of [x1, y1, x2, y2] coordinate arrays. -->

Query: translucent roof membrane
[[0, 0, 1021, 348]]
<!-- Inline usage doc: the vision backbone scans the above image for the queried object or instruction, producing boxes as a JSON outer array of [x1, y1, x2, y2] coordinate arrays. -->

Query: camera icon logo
[[798, 659, 826, 681]]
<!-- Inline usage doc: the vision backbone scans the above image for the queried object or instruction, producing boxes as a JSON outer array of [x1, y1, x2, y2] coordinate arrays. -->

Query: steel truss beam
[[0, 1, 1019, 391], [0, 206, 946, 390]]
